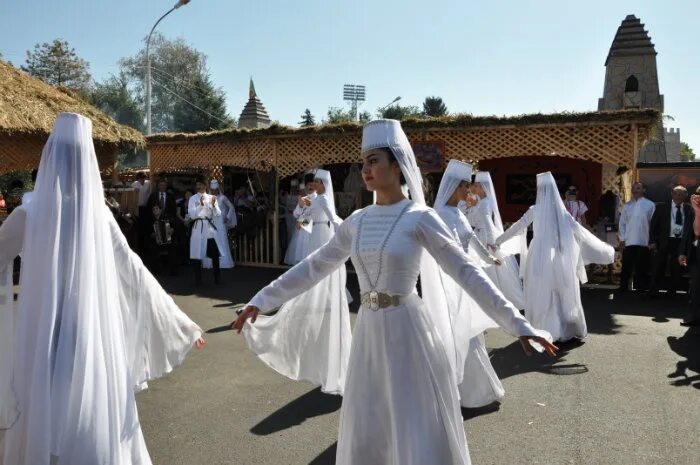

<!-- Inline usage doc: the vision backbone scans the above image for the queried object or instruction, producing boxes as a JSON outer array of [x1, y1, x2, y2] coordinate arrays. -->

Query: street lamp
[[146, 0, 191, 136], [380, 96, 401, 112]]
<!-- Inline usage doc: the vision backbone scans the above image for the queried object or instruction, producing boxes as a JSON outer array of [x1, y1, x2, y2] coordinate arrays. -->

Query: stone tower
[[238, 78, 271, 130], [598, 15, 668, 162]]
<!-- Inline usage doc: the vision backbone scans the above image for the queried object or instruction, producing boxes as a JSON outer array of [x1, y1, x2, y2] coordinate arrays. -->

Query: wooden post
[[112, 147, 120, 184], [272, 141, 281, 265]]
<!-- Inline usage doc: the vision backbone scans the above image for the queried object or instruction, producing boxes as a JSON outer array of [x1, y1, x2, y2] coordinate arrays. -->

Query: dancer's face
[[456, 181, 470, 201], [314, 178, 326, 194], [361, 149, 402, 192], [470, 182, 485, 198]]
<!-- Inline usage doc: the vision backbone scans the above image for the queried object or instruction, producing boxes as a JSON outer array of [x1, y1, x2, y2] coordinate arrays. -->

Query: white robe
[[496, 205, 614, 341], [436, 205, 504, 408], [203, 194, 236, 269], [187, 193, 226, 261], [248, 200, 542, 465], [0, 205, 202, 464], [466, 197, 526, 309]]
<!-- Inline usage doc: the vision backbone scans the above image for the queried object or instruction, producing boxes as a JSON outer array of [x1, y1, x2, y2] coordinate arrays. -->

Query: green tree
[[325, 106, 355, 124], [680, 142, 696, 162], [88, 72, 144, 131], [358, 110, 372, 123], [120, 33, 232, 133], [22, 39, 91, 90], [422, 96, 448, 117], [299, 108, 316, 127], [171, 73, 233, 132], [378, 104, 422, 120]]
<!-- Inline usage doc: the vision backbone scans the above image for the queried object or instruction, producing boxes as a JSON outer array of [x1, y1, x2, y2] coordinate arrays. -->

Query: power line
[[150, 75, 231, 126], [149, 66, 212, 99]]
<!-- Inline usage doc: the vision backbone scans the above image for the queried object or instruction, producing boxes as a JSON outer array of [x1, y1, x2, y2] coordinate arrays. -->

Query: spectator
[[649, 186, 692, 298], [563, 185, 588, 225], [678, 188, 700, 326], [618, 182, 656, 292]]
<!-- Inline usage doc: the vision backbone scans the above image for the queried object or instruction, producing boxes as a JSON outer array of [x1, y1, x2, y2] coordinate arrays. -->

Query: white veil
[[474, 171, 523, 255], [3, 113, 136, 464], [361, 120, 461, 378], [314, 168, 341, 225], [529, 172, 581, 322], [434, 159, 472, 210]]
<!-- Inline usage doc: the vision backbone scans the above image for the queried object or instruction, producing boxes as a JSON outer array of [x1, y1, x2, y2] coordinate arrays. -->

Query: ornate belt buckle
[[369, 291, 380, 311]]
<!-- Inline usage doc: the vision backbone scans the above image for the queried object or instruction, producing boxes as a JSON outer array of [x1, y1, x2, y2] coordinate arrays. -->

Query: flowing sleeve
[[249, 212, 355, 312], [574, 221, 615, 265], [416, 209, 540, 338], [316, 195, 342, 227], [495, 206, 534, 247], [108, 212, 203, 391], [225, 196, 237, 228], [0, 207, 26, 427], [293, 203, 305, 219]]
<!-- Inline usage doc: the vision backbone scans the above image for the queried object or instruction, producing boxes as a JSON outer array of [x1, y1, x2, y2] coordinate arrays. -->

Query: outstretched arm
[[495, 206, 534, 247], [232, 212, 355, 332], [417, 210, 556, 355]]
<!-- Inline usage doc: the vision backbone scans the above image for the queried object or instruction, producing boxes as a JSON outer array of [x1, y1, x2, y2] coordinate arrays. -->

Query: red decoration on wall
[[478, 156, 602, 224]]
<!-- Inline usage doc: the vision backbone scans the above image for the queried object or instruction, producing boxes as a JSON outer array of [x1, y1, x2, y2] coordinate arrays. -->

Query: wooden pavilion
[[147, 108, 660, 267]]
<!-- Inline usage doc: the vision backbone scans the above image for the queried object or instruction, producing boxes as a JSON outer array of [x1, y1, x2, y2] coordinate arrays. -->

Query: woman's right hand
[[691, 194, 700, 212], [231, 305, 260, 333]]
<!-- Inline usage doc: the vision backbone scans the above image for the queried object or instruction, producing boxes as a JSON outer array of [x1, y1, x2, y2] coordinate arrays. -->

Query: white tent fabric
[[0, 113, 202, 465]]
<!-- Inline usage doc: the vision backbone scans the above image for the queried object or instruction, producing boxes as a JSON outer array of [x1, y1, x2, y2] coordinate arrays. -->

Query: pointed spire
[[605, 15, 657, 65], [239, 77, 271, 130], [249, 77, 256, 100]]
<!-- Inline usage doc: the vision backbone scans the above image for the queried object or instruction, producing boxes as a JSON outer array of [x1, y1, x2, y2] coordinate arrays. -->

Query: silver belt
[[360, 291, 404, 311]]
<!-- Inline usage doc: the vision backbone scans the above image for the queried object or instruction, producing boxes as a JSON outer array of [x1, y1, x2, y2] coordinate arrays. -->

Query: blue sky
[[1, 0, 698, 152]]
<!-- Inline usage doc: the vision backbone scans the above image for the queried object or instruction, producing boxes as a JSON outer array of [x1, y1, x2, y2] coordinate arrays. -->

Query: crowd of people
[[0, 113, 698, 465]]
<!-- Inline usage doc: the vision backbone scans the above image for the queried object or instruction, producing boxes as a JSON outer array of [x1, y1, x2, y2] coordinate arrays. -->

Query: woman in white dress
[[243, 169, 352, 395], [283, 178, 316, 265], [434, 160, 508, 409], [466, 172, 527, 309], [494, 172, 615, 342], [0, 113, 205, 465], [233, 120, 557, 465]]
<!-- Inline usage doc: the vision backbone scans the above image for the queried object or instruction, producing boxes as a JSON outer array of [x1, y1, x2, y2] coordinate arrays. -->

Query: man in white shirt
[[187, 176, 223, 285], [618, 182, 656, 292], [564, 185, 588, 225], [649, 186, 692, 298], [131, 172, 152, 256]]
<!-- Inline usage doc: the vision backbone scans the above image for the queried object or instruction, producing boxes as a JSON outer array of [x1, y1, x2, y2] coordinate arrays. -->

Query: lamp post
[[380, 96, 401, 112], [146, 0, 191, 137]]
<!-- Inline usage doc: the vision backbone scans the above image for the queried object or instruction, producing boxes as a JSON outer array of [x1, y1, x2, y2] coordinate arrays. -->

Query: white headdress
[[475, 170, 522, 256], [434, 159, 472, 209], [313, 168, 341, 224], [361, 120, 461, 378], [210, 179, 220, 190]]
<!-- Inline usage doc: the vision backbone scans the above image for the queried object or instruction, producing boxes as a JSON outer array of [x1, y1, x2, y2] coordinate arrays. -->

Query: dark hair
[[195, 175, 207, 185], [303, 173, 315, 184], [136, 172, 147, 180], [377, 147, 407, 186]]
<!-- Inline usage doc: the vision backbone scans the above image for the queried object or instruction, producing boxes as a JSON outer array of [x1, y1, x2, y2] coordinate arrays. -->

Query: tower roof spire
[[605, 14, 657, 65]]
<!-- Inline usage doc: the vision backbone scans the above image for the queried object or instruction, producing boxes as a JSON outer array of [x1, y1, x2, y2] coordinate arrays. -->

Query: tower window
[[625, 75, 639, 92]]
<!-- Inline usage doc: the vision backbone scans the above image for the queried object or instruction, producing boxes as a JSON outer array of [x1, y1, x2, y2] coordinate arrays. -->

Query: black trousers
[[687, 260, 700, 322], [650, 238, 682, 294], [620, 245, 651, 291], [193, 238, 221, 285], [148, 242, 179, 276]]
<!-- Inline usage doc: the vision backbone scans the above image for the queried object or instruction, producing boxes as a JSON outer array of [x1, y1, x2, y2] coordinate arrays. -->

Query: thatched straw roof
[[147, 109, 660, 144], [0, 60, 144, 146]]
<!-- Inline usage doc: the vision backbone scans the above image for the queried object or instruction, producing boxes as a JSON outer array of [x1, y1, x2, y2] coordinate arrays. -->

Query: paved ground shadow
[[666, 326, 700, 389], [489, 338, 587, 381], [250, 387, 342, 436], [308, 442, 337, 465]]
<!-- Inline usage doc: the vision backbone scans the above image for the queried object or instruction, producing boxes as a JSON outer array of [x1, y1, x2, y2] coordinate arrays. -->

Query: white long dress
[[244, 193, 351, 395], [283, 194, 316, 265], [0, 206, 202, 465], [248, 199, 542, 465], [466, 197, 526, 309], [496, 206, 613, 341], [203, 194, 236, 269], [436, 205, 505, 408]]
